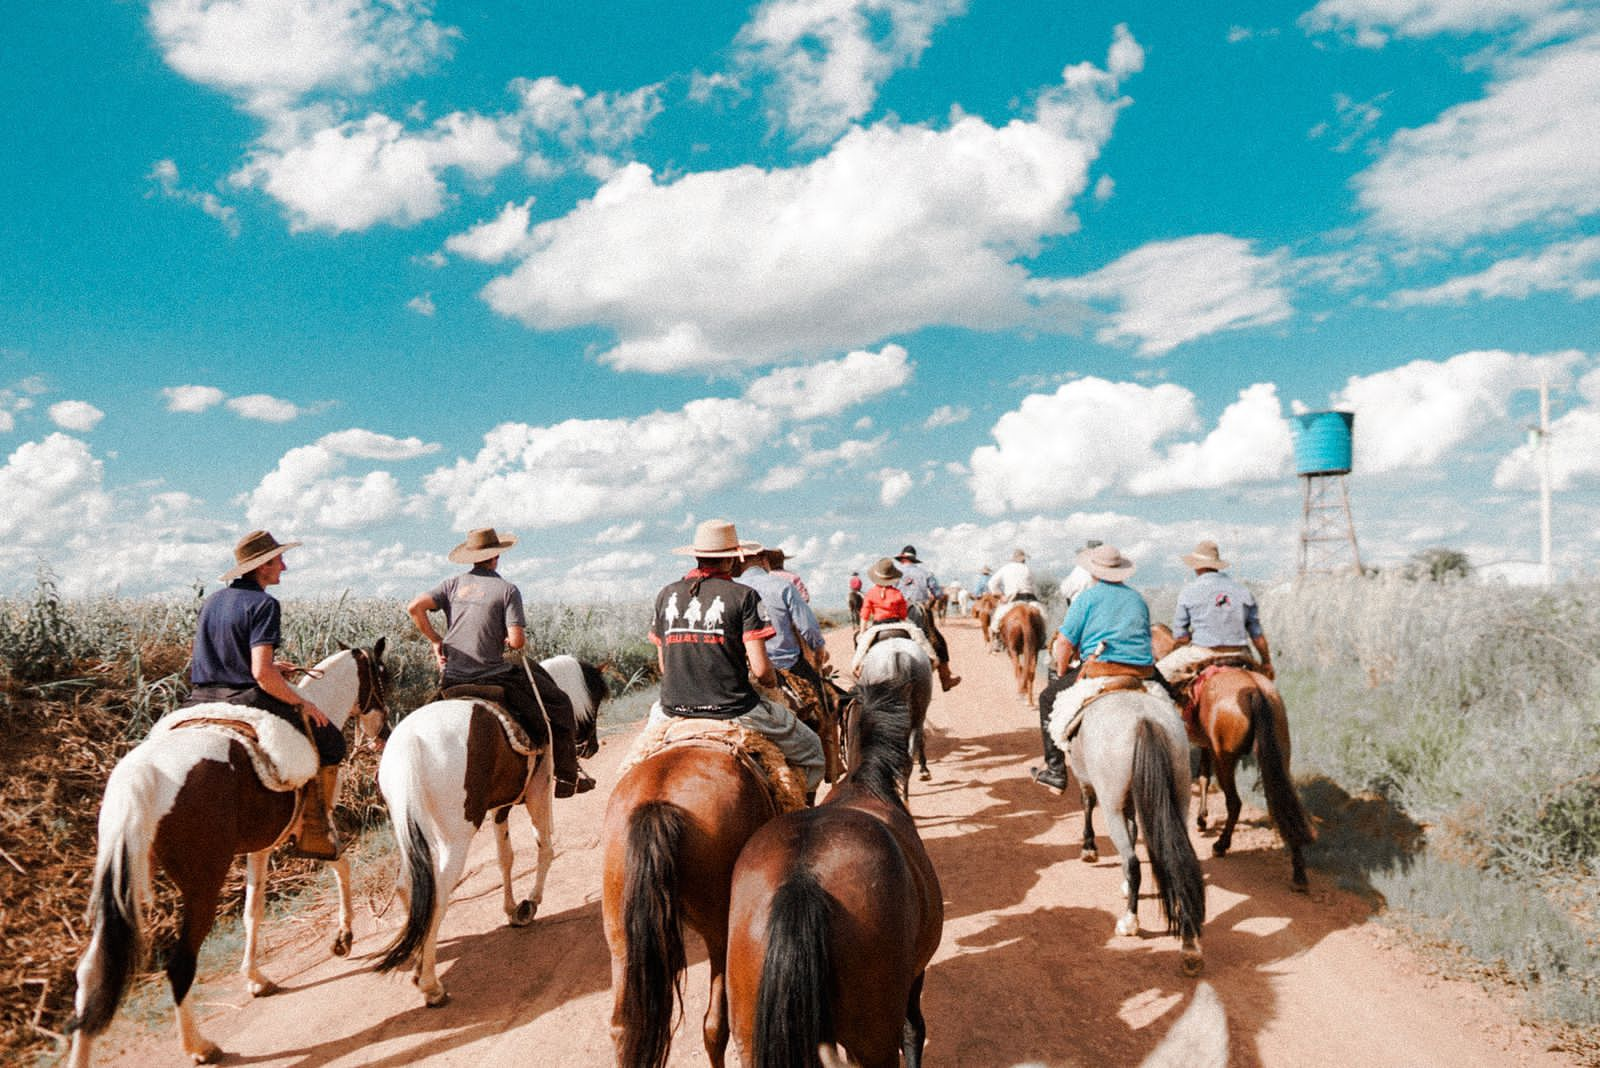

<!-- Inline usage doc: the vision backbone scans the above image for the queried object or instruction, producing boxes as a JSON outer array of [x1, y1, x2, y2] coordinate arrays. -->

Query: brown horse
[[601, 737, 782, 1067], [67, 643, 390, 1067], [1152, 625, 1314, 890], [726, 679, 943, 1068], [997, 600, 1047, 706], [973, 591, 1000, 649]]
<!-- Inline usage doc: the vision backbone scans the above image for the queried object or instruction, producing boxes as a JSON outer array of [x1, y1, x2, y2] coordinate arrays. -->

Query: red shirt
[[860, 584, 908, 624]]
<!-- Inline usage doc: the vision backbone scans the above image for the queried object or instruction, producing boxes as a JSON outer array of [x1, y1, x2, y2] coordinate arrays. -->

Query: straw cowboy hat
[[1077, 543, 1136, 582], [868, 557, 903, 585], [674, 518, 763, 558], [895, 544, 920, 563], [1011, 548, 1027, 562], [448, 527, 518, 565], [1182, 540, 1230, 571], [221, 529, 301, 582], [1079, 538, 1103, 551]]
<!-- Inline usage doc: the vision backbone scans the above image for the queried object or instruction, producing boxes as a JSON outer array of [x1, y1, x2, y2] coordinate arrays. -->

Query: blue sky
[[3, 0, 1598, 603]]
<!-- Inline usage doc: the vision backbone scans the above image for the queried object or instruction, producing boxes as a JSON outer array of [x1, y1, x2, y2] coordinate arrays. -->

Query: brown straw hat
[[868, 557, 903, 585], [1077, 543, 1136, 582], [221, 529, 301, 582], [1181, 540, 1229, 571], [673, 518, 763, 558], [448, 527, 518, 564]]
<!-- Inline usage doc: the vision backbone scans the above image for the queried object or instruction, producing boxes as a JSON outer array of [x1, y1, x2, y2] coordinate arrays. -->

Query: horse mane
[[576, 659, 607, 733], [849, 680, 912, 807]]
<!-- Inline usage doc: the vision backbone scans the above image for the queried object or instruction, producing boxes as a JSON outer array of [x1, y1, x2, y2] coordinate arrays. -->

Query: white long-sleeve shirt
[[988, 561, 1036, 601]]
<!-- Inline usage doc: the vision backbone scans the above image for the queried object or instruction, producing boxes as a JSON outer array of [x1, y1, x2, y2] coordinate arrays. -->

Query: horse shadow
[[216, 897, 613, 1068]]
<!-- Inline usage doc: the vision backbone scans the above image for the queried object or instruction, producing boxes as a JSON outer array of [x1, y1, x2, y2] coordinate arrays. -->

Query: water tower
[[1292, 411, 1364, 576]]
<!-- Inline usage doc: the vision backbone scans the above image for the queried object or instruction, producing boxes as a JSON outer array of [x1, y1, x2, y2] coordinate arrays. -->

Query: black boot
[[1030, 681, 1069, 791]]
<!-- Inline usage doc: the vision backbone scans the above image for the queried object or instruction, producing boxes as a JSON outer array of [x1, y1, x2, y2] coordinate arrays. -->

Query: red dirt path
[[88, 619, 1576, 1066]]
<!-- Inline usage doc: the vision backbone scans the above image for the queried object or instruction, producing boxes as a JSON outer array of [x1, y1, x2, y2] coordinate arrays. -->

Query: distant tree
[[1405, 547, 1472, 583]]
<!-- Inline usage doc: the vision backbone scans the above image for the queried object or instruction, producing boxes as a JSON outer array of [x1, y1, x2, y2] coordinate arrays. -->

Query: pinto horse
[[857, 636, 932, 784], [374, 655, 606, 1006], [1151, 625, 1314, 889], [601, 728, 784, 1067], [996, 600, 1047, 706], [726, 679, 943, 1068], [1069, 688, 1205, 976], [67, 643, 391, 1067]]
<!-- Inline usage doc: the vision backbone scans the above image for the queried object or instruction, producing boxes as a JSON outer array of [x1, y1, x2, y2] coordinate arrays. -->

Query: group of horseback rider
[[1023, 538, 1274, 791]]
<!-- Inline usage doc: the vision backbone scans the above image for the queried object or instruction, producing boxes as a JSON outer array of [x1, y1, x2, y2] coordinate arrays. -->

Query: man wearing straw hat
[[407, 527, 593, 797], [1155, 540, 1274, 688], [1043, 543, 1174, 762], [183, 530, 346, 858], [854, 556, 957, 689], [647, 519, 825, 792]]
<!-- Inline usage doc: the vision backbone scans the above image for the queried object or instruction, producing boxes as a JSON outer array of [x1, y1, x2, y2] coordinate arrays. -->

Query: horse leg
[[170, 862, 230, 1064], [1079, 782, 1099, 863], [703, 933, 730, 1068], [415, 837, 469, 1007], [493, 810, 534, 926], [1213, 754, 1242, 858], [521, 751, 556, 910], [901, 972, 928, 1068], [1195, 747, 1213, 833], [329, 854, 354, 956], [240, 851, 277, 996], [1107, 805, 1141, 937]]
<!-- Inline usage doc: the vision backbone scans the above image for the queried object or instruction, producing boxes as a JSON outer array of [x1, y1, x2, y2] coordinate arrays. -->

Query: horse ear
[[337, 640, 350, 651], [373, 635, 387, 659]]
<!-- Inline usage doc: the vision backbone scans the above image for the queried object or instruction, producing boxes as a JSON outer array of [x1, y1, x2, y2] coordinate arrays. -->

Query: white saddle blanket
[[151, 705, 318, 791], [852, 621, 938, 671]]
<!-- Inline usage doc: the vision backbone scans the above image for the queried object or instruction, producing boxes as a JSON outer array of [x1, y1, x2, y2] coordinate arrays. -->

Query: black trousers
[[181, 684, 346, 766], [448, 664, 579, 782], [907, 604, 950, 664]]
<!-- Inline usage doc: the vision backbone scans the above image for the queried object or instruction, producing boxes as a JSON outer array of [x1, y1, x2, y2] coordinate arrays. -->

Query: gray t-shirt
[[428, 566, 527, 680]]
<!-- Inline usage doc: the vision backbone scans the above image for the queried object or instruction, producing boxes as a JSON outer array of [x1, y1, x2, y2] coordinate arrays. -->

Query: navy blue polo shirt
[[190, 579, 282, 688]]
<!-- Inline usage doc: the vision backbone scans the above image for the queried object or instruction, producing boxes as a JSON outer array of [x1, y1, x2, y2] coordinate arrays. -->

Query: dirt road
[[92, 619, 1574, 1066]]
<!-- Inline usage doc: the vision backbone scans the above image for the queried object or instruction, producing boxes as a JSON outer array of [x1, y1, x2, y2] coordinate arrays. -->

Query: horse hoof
[[424, 988, 450, 1009], [1180, 951, 1205, 977], [331, 930, 352, 957], [248, 979, 278, 997], [1115, 915, 1139, 937], [918, 768, 931, 781], [1212, 843, 1229, 858], [1080, 849, 1098, 864], [187, 1041, 223, 1064], [509, 899, 538, 927], [1291, 877, 1309, 894]]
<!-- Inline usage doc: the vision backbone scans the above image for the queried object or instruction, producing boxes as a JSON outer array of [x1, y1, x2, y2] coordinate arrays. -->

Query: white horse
[[856, 637, 933, 784], [1068, 689, 1205, 976], [373, 655, 607, 1007], [67, 643, 391, 1068]]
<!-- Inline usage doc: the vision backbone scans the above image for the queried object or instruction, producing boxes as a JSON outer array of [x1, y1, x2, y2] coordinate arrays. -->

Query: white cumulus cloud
[[0, 434, 113, 542], [1128, 384, 1294, 495], [1301, 0, 1578, 47], [923, 404, 970, 429], [877, 467, 913, 507], [227, 393, 302, 422], [445, 198, 536, 263], [242, 430, 431, 531], [1494, 364, 1600, 489], [1390, 235, 1600, 305], [163, 384, 228, 412], [48, 401, 105, 432], [744, 345, 911, 419]]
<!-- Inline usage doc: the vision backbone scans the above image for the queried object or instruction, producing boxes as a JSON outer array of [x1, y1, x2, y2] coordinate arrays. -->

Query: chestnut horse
[[374, 655, 607, 1006], [1152, 625, 1314, 889], [601, 734, 782, 1067], [1069, 688, 1205, 976], [996, 601, 1047, 706], [726, 679, 943, 1068], [973, 592, 1000, 648], [67, 643, 391, 1068]]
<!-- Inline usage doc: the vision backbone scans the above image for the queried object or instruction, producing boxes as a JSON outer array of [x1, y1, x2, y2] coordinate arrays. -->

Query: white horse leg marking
[[523, 752, 556, 910], [416, 837, 469, 1007], [241, 850, 276, 996], [330, 855, 354, 956], [175, 995, 221, 1064]]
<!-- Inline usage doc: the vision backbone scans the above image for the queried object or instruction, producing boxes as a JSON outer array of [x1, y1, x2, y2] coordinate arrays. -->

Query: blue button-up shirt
[[897, 561, 942, 605], [1172, 571, 1262, 647], [736, 565, 824, 670]]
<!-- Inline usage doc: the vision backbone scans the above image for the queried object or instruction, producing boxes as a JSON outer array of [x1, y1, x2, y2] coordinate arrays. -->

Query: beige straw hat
[[448, 527, 518, 564], [1181, 540, 1229, 571], [673, 518, 763, 558], [221, 530, 301, 582], [1077, 543, 1136, 582], [868, 557, 903, 585]]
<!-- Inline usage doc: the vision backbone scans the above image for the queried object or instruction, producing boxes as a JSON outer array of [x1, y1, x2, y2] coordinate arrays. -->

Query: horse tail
[[373, 812, 435, 974], [753, 869, 834, 1068], [67, 752, 159, 1036], [1132, 718, 1205, 940], [1248, 687, 1314, 849], [619, 801, 688, 1068]]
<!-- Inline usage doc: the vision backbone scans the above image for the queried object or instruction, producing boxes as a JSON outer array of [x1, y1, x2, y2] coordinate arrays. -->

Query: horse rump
[[1131, 719, 1205, 939], [1247, 688, 1314, 849], [374, 816, 436, 973], [753, 869, 835, 1068], [620, 801, 689, 1068]]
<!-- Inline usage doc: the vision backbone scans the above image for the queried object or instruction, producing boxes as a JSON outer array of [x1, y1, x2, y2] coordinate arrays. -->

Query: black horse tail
[[620, 801, 688, 1068], [1248, 687, 1314, 849], [67, 756, 158, 1037], [374, 814, 435, 973], [1132, 718, 1206, 940], [753, 869, 834, 1068]]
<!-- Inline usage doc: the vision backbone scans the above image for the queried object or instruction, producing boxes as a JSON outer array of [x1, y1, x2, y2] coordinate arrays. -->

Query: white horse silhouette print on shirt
[[702, 596, 726, 630], [663, 592, 680, 629], [683, 597, 704, 630]]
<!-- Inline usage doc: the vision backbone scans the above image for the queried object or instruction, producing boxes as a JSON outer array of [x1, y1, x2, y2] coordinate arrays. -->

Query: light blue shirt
[[897, 561, 942, 605], [1173, 571, 1261, 647], [736, 565, 823, 670], [1058, 581, 1153, 666]]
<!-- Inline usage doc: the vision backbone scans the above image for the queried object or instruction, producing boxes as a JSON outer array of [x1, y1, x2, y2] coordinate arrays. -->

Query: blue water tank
[[1292, 411, 1355, 476]]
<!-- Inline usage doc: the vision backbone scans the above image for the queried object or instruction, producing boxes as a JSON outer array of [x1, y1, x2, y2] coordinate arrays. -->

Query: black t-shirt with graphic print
[[650, 570, 776, 719]]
